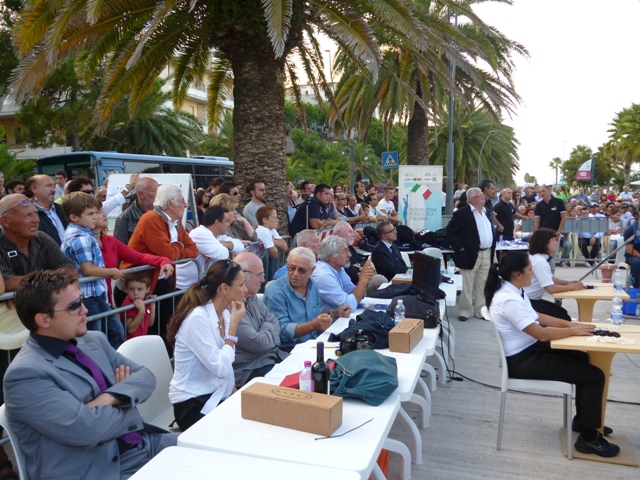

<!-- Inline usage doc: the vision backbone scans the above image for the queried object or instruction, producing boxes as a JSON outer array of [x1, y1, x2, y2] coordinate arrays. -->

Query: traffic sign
[[382, 151, 399, 169]]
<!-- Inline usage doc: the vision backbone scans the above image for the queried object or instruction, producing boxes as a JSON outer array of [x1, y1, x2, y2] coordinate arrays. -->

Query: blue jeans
[[84, 293, 125, 349]]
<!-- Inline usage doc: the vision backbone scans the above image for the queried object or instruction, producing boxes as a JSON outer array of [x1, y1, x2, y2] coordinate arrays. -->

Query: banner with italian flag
[[398, 166, 443, 231]]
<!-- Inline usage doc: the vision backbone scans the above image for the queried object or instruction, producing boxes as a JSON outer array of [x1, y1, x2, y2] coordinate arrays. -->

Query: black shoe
[[458, 316, 468, 322], [574, 433, 620, 457], [572, 418, 613, 436]]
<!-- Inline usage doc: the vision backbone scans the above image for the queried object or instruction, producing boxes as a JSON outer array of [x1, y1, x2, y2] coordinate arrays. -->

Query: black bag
[[395, 224, 415, 243], [327, 310, 395, 349], [414, 229, 438, 247], [387, 295, 440, 328], [329, 350, 399, 406], [366, 284, 417, 299]]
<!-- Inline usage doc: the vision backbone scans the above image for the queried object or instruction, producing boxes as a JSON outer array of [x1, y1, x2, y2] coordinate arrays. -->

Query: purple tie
[[65, 343, 142, 445]]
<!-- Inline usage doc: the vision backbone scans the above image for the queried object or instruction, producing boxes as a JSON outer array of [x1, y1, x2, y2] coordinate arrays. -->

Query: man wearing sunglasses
[[0, 194, 76, 292], [25, 174, 68, 246], [4, 270, 177, 480]]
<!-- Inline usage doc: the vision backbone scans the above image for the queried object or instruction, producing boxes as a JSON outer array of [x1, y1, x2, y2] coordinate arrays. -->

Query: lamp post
[[477, 130, 497, 185]]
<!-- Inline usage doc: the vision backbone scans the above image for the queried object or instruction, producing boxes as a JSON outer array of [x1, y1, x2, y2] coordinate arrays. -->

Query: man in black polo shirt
[[0, 194, 76, 291], [288, 184, 338, 239], [534, 184, 566, 235], [493, 188, 524, 241]]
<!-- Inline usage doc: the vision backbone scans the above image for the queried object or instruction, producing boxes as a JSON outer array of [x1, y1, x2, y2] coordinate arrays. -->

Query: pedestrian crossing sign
[[382, 151, 399, 169]]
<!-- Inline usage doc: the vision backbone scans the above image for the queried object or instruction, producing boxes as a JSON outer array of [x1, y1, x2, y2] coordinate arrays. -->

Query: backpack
[[387, 294, 441, 329], [327, 310, 396, 349], [329, 350, 399, 406]]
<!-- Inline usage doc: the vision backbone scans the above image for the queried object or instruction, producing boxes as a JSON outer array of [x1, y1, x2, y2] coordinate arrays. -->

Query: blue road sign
[[382, 151, 399, 169]]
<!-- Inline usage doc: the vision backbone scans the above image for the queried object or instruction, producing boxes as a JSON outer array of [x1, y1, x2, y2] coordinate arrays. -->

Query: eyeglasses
[[382, 228, 396, 235], [81, 189, 95, 195], [0, 197, 37, 216], [230, 191, 241, 196], [288, 264, 311, 275], [54, 295, 85, 316], [243, 270, 266, 279]]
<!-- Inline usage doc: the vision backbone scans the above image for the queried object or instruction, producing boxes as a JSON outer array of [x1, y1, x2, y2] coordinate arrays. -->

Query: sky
[[472, 0, 640, 186]]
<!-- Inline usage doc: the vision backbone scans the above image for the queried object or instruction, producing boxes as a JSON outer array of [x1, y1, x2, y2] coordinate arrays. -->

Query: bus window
[[162, 163, 193, 174], [123, 162, 161, 175]]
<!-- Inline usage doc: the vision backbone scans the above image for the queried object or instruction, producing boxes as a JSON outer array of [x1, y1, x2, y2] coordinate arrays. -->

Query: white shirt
[[175, 225, 232, 290], [378, 198, 395, 215], [101, 192, 126, 214], [489, 281, 538, 357], [160, 210, 179, 243], [524, 253, 554, 300], [255, 225, 281, 250], [169, 302, 235, 413], [471, 204, 493, 248]]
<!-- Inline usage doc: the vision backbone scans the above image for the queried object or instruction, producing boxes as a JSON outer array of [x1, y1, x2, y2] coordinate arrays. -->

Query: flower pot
[[600, 264, 616, 283]]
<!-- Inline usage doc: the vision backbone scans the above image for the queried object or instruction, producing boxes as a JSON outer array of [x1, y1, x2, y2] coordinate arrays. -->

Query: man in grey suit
[[3, 270, 177, 480]]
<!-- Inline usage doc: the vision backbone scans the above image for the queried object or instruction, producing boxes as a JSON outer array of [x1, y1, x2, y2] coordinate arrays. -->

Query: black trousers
[[529, 298, 572, 322], [578, 238, 600, 264], [506, 341, 605, 430], [172, 392, 212, 431]]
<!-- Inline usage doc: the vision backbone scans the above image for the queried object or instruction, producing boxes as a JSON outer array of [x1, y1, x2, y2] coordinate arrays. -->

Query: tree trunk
[[407, 80, 429, 165], [224, 32, 288, 233]]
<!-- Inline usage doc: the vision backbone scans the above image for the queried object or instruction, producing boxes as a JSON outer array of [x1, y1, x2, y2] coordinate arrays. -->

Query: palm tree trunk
[[407, 80, 429, 165], [224, 33, 288, 229]]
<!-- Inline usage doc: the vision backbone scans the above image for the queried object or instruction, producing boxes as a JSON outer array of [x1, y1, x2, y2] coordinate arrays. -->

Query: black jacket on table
[[445, 205, 496, 270], [371, 241, 408, 281]]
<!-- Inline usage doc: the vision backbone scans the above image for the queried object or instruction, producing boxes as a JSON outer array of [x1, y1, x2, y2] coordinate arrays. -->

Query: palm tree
[[428, 105, 519, 186], [606, 104, 640, 183], [548, 157, 562, 185], [9, 0, 437, 222], [523, 173, 536, 184], [328, 0, 527, 166], [83, 80, 207, 156]]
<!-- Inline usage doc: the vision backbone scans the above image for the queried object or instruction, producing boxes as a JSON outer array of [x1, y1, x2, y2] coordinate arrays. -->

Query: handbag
[[329, 350, 398, 406], [387, 295, 440, 328]]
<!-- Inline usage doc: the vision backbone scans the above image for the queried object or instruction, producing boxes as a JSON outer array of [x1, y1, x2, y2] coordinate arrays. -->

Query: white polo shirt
[[524, 253, 554, 300], [489, 281, 538, 357]]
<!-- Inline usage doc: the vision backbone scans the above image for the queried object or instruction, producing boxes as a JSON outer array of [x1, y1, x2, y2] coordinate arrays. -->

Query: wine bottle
[[312, 341, 330, 394]]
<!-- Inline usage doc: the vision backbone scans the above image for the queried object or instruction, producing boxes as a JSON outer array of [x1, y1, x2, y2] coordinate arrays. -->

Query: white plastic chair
[[423, 247, 443, 259], [481, 307, 574, 459], [0, 404, 29, 480], [117, 336, 176, 429], [401, 251, 412, 268]]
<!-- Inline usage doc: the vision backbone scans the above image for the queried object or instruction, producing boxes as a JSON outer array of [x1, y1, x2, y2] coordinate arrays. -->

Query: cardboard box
[[389, 318, 424, 353], [241, 382, 343, 436]]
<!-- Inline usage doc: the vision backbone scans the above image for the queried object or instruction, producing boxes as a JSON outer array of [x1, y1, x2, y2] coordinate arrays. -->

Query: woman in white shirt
[[486, 252, 618, 458], [168, 260, 247, 430], [524, 228, 585, 321]]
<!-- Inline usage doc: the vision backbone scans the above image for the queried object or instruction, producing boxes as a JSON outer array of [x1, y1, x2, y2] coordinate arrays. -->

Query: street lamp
[[477, 130, 498, 185]]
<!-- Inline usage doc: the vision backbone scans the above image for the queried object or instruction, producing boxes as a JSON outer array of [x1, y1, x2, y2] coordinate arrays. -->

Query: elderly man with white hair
[[264, 247, 350, 352], [311, 235, 374, 312], [272, 229, 320, 280], [333, 221, 386, 292], [120, 184, 199, 347]]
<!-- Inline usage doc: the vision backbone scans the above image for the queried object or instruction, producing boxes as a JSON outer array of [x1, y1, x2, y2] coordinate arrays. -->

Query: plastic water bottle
[[394, 299, 406, 325], [613, 268, 623, 293], [447, 258, 455, 275], [299, 360, 313, 391], [440, 259, 446, 276], [611, 295, 623, 328]]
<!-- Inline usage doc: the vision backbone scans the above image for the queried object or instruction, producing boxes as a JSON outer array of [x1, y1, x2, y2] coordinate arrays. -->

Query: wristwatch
[[224, 335, 238, 343], [122, 184, 130, 194]]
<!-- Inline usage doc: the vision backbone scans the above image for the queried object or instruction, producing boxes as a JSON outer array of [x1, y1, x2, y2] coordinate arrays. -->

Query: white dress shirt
[[471, 204, 493, 248]]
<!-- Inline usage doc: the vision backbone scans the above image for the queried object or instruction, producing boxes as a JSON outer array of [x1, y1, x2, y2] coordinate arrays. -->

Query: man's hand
[[86, 393, 122, 408], [590, 237, 597, 246], [128, 173, 140, 189], [361, 258, 375, 281], [334, 305, 352, 318], [110, 269, 123, 280], [115, 365, 131, 383], [159, 263, 174, 277], [312, 313, 332, 331]]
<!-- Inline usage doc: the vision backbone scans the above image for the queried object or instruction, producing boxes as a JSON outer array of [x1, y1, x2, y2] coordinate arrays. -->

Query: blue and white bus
[[37, 151, 234, 189]]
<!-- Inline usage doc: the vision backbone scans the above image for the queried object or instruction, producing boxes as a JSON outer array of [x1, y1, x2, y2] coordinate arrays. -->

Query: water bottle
[[613, 268, 623, 293], [447, 258, 455, 275], [440, 259, 446, 276], [611, 295, 623, 328], [299, 360, 313, 392], [394, 299, 406, 325]]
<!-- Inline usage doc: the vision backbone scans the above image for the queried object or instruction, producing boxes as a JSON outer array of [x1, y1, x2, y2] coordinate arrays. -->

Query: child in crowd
[[121, 271, 157, 340], [255, 206, 288, 283], [61, 192, 125, 348]]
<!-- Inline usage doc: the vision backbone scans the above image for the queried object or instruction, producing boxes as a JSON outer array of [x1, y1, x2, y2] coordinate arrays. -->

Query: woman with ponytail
[[485, 252, 620, 458], [168, 260, 247, 430]]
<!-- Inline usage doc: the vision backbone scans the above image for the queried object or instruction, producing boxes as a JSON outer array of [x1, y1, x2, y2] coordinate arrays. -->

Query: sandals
[[0, 460, 18, 480]]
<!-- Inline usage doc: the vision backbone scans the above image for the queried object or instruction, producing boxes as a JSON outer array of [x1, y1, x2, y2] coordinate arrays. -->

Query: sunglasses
[[230, 191, 241, 196], [0, 197, 37, 216], [54, 295, 85, 316], [81, 189, 95, 195], [224, 260, 238, 279], [288, 264, 311, 275]]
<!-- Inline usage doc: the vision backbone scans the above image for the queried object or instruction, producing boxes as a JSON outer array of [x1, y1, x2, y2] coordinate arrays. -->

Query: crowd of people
[[0, 169, 631, 477]]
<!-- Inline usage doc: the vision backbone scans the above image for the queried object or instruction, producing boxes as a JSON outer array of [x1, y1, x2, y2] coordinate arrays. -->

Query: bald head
[[136, 177, 159, 211], [0, 194, 39, 241], [500, 188, 512, 201], [333, 221, 355, 244], [0, 194, 29, 216], [25, 175, 55, 205], [234, 251, 264, 297]]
